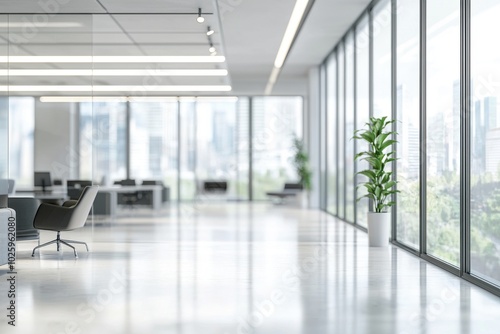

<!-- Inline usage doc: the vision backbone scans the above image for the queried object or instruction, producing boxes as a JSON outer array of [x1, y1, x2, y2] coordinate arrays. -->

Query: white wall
[[34, 100, 79, 182]]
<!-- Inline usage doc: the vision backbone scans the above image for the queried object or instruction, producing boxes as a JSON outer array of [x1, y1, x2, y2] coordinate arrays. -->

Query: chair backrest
[[284, 183, 303, 191], [67, 186, 99, 230], [67, 180, 92, 200], [142, 180, 162, 186], [121, 179, 136, 186], [203, 180, 228, 192]]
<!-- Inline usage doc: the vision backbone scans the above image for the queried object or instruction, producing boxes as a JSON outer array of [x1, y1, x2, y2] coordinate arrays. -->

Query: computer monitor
[[34, 172, 52, 192]]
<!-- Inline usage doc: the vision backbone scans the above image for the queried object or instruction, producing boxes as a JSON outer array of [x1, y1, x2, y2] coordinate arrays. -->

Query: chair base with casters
[[31, 186, 98, 259], [32, 231, 89, 258]]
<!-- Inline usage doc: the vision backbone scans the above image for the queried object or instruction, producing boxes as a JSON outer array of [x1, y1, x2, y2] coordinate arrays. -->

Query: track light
[[210, 51, 217, 56], [207, 26, 214, 36], [209, 44, 216, 53], [197, 8, 205, 23]]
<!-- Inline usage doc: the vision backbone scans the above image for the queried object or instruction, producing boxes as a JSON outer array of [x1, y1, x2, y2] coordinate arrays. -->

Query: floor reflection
[[1, 204, 500, 333]]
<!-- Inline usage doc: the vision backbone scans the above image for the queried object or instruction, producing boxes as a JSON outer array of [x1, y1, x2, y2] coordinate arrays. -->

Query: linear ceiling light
[[40, 96, 128, 103], [197, 8, 205, 23], [265, 0, 310, 95], [0, 22, 82, 28], [40, 96, 239, 103], [1, 85, 232, 92], [273, 0, 310, 69], [0, 69, 228, 76], [0, 56, 226, 63]]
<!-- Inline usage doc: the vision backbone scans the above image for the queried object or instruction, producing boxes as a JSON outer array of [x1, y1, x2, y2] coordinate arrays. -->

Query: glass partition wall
[[0, 15, 7, 195], [0, 15, 303, 204], [320, 0, 500, 295]]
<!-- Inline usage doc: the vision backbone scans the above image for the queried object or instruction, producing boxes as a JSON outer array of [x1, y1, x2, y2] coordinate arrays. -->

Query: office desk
[[11, 191, 68, 204], [97, 185, 163, 216]]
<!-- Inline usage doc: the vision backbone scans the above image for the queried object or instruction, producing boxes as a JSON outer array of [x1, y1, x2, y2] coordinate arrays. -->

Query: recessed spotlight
[[197, 8, 205, 23], [207, 26, 214, 36]]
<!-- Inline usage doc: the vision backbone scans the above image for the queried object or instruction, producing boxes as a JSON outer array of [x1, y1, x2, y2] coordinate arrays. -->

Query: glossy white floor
[[2, 203, 500, 334]]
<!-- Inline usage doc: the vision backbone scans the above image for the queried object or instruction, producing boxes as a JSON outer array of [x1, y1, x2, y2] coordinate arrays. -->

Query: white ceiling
[[0, 0, 371, 96]]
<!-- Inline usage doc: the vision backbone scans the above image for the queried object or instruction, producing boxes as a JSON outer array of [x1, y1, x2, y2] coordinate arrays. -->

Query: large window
[[252, 97, 303, 200], [9, 97, 35, 188], [326, 54, 338, 215], [426, 0, 460, 266], [196, 98, 249, 200], [180, 100, 197, 200], [396, 0, 420, 248], [77, 97, 298, 202], [345, 34, 356, 223], [355, 17, 370, 228], [130, 101, 179, 199], [372, 0, 392, 118], [79, 102, 127, 183], [320, 65, 328, 210], [471, 0, 500, 285], [319, 0, 500, 296], [338, 44, 346, 219]]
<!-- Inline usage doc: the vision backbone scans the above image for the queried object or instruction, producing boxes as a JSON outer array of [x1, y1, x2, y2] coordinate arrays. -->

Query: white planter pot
[[367, 212, 390, 247]]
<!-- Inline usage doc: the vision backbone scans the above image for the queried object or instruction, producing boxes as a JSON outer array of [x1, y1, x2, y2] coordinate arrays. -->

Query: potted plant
[[291, 135, 312, 207], [353, 116, 398, 246]]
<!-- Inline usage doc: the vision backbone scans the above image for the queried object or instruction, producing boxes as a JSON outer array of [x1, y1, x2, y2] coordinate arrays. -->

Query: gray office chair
[[32, 186, 98, 258]]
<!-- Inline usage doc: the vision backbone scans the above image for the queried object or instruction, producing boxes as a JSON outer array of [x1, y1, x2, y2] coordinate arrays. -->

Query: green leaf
[[380, 139, 397, 151]]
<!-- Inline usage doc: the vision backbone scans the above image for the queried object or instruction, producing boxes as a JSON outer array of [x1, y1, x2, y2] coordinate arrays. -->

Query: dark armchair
[[32, 186, 98, 258]]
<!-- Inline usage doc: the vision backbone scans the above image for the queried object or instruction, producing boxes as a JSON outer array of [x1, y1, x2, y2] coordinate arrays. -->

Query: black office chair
[[119, 179, 143, 209], [67, 180, 93, 200]]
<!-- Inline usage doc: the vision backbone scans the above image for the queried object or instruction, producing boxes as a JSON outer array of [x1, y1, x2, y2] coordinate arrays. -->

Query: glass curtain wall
[[337, 43, 346, 219], [320, 65, 328, 210], [355, 17, 370, 228], [235, 98, 250, 200], [326, 53, 338, 215], [345, 33, 356, 223], [372, 0, 392, 118], [79, 102, 127, 184], [130, 101, 179, 199], [396, 0, 420, 248], [251, 97, 303, 200], [180, 99, 197, 200], [78, 97, 296, 202], [471, 0, 500, 285], [8, 98, 35, 188], [196, 98, 249, 201], [320, 0, 500, 295], [426, 0, 461, 266]]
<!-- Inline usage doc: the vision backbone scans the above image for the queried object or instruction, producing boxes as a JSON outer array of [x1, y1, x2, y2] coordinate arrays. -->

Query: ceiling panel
[[9, 44, 96, 56], [138, 45, 221, 57], [0, 0, 106, 13], [0, 0, 373, 95], [98, 0, 214, 13], [128, 33, 218, 45], [111, 15, 217, 33]]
